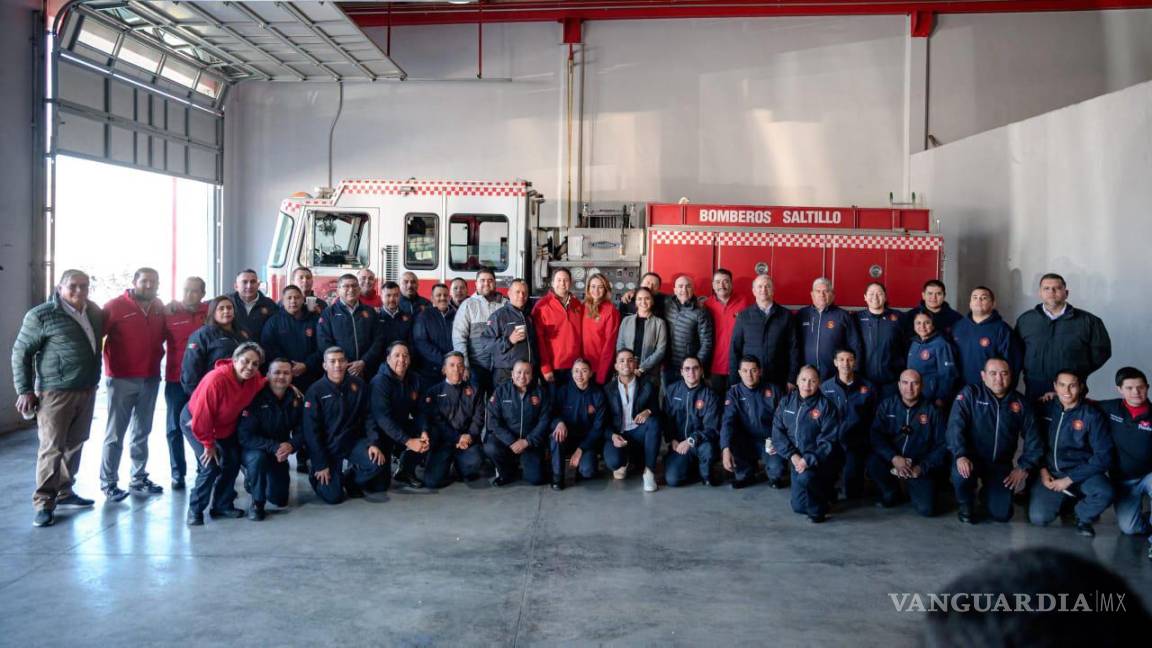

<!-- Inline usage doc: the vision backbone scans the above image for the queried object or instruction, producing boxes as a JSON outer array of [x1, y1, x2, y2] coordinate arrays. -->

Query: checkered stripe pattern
[[716, 231, 822, 246], [832, 235, 943, 250], [760, 233, 830, 248], [337, 179, 528, 197], [651, 230, 715, 246], [280, 199, 334, 215]]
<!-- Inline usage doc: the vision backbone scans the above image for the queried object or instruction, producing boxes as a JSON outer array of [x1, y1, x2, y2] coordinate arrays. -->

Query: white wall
[[224, 16, 910, 275], [911, 79, 1152, 395], [928, 10, 1152, 145], [1, 1, 40, 433]]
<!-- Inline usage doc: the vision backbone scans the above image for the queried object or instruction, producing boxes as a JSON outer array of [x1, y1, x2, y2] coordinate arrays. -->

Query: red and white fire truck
[[266, 178, 942, 308]]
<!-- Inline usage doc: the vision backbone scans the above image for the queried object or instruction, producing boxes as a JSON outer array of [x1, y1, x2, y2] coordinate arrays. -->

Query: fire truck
[[266, 178, 942, 308]]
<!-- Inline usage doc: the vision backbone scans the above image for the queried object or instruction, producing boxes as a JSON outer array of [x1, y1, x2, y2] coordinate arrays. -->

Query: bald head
[[898, 369, 923, 405]]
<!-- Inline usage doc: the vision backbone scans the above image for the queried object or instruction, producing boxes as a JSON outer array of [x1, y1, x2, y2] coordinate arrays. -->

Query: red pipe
[[344, 0, 1152, 26]]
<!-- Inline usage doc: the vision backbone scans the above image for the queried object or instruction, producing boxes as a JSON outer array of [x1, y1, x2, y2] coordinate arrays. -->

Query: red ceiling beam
[[344, 1, 1152, 27]]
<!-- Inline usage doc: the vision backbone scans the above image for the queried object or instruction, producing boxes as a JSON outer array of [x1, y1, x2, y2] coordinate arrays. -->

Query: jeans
[[602, 420, 662, 473], [1113, 472, 1152, 537], [164, 381, 190, 480]]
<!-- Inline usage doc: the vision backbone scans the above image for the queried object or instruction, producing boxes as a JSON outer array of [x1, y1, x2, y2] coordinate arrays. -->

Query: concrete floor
[[1, 396, 1150, 647]]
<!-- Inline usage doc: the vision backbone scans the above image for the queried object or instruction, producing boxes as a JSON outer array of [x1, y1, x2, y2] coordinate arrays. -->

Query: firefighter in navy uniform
[[663, 356, 721, 487], [482, 279, 538, 385], [181, 296, 250, 395], [721, 355, 786, 489], [484, 360, 554, 486], [772, 365, 842, 523], [421, 352, 487, 488], [951, 286, 1022, 389], [548, 359, 606, 490], [796, 278, 862, 381], [379, 281, 415, 349], [868, 369, 948, 516], [400, 272, 432, 315], [302, 347, 389, 504], [857, 282, 906, 400], [900, 279, 963, 339], [821, 349, 877, 500], [259, 285, 322, 390], [1099, 367, 1152, 558], [237, 359, 303, 521], [230, 269, 279, 340], [411, 283, 455, 386], [946, 357, 1042, 524], [316, 274, 385, 380], [1028, 371, 1114, 537], [368, 342, 427, 490]]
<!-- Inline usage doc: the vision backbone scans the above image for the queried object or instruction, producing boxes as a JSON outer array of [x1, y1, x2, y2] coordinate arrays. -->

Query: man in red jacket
[[702, 268, 749, 396], [163, 276, 207, 491], [532, 268, 584, 386], [100, 267, 168, 501]]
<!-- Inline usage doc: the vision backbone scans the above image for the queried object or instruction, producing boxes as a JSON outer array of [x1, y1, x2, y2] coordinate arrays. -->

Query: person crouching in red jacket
[[532, 269, 584, 386], [180, 342, 267, 526]]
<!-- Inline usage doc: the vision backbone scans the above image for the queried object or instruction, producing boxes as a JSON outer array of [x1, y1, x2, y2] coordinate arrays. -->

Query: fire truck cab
[[266, 179, 544, 302]]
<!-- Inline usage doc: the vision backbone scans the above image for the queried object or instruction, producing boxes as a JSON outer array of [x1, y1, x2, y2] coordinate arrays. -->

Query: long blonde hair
[[583, 273, 612, 321]]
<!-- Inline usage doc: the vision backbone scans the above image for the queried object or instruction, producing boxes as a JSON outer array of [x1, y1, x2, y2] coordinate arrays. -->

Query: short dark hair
[[680, 355, 702, 369], [738, 355, 761, 368], [338, 273, 357, 284], [922, 279, 946, 293], [475, 267, 496, 280], [971, 285, 996, 301], [797, 364, 820, 378], [982, 355, 1010, 372], [1115, 366, 1148, 387], [385, 341, 410, 357], [133, 267, 159, 282], [381, 281, 400, 292], [641, 272, 662, 285], [1039, 272, 1067, 288], [430, 283, 449, 293], [572, 357, 592, 370], [292, 266, 313, 277], [237, 268, 258, 278], [1053, 369, 1083, 385], [615, 348, 636, 361], [268, 357, 293, 370], [185, 276, 207, 290], [713, 268, 733, 281], [922, 548, 1151, 646], [281, 284, 303, 296], [865, 281, 887, 293], [442, 351, 465, 365], [834, 348, 856, 360], [450, 277, 468, 286], [323, 346, 346, 360], [551, 268, 572, 281]]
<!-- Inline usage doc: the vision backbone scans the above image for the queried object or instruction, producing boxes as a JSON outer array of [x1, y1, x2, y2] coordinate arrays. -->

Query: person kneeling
[[421, 352, 487, 488], [721, 356, 786, 490], [368, 342, 427, 490], [867, 369, 947, 516], [602, 349, 661, 492], [1028, 371, 1114, 537], [772, 365, 841, 523], [303, 347, 389, 504], [549, 359, 606, 490], [484, 360, 552, 486], [664, 357, 720, 487], [237, 358, 303, 521]]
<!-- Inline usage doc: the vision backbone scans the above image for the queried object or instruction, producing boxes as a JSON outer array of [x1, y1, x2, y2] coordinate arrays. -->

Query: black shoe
[[730, 478, 751, 490], [700, 478, 716, 487], [187, 511, 204, 526], [808, 514, 828, 524], [1075, 521, 1096, 537], [33, 509, 54, 527], [171, 478, 185, 491], [490, 474, 514, 487], [344, 478, 365, 499], [295, 460, 310, 474], [551, 479, 565, 491], [56, 494, 95, 508], [392, 470, 423, 489], [248, 503, 266, 521], [767, 478, 786, 489], [875, 498, 896, 509], [130, 478, 164, 495], [957, 508, 975, 525], [103, 486, 129, 502], [208, 507, 245, 519]]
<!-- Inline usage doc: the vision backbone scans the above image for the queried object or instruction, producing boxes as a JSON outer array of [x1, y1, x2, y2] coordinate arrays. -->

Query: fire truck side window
[[404, 213, 438, 270], [307, 212, 370, 268], [449, 214, 508, 272], [267, 212, 294, 268]]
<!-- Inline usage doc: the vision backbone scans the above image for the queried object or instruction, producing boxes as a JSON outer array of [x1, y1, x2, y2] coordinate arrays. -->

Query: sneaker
[[56, 494, 95, 508], [171, 477, 185, 491], [103, 486, 129, 502], [130, 479, 164, 495], [247, 503, 266, 522], [957, 507, 976, 525], [612, 466, 628, 480], [1075, 521, 1096, 538], [642, 468, 658, 493], [33, 509, 55, 527]]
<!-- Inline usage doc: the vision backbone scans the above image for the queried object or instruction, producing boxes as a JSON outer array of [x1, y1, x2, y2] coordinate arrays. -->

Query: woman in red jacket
[[581, 273, 621, 385], [180, 341, 267, 526]]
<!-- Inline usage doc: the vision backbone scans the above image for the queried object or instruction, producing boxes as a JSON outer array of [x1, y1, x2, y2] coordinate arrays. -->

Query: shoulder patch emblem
[[241, 410, 250, 417], [490, 396, 496, 403], [304, 401, 312, 408], [187, 342, 197, 349], [955, 393, 964, 401]]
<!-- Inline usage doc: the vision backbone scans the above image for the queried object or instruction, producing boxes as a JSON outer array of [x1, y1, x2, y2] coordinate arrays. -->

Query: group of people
[[10, 263, 1151, 558]]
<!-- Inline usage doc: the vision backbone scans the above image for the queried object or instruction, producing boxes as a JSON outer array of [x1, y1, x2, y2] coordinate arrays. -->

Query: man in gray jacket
[[11, 270, 105, 527], [663, 275, 714, 387], [451, 267, 507, 396]]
